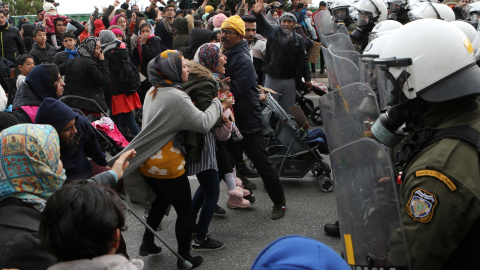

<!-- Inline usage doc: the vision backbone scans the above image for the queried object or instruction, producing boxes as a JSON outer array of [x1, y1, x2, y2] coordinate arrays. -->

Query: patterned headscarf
[[193, 43, 221, 72], [77, 37, 99, 58], [147, 50, 184, 89], [0, 124, 66, 212]]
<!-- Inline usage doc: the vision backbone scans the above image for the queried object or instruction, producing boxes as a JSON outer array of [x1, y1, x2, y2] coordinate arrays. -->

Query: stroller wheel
[[319, 176, 334, 192], [310, 106, 323, 126], [312, 166, 324, 178]]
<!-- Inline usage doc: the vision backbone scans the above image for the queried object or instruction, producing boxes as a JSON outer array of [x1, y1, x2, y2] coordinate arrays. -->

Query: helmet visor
[[360, 58, 379, 91], [375, 58, 414, 109], [351, 9, 374, 26], [332, 7, 350, 22], [388, 3, 402, 14]]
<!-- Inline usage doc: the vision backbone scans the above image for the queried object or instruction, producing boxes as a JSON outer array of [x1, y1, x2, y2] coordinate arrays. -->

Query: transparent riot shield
[[322, 33, 355, 51], [322, 45, 340, 89], [330, 46, 361, 67], [319, 82, 379, 152], [337, 25, 350, 36], [330, 138, 410, 269], [314, 10, 337, 37], [329, 46, 361, 88]]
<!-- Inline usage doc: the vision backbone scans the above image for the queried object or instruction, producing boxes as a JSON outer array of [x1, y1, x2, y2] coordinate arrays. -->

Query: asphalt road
[[122, 77, 341, 269]]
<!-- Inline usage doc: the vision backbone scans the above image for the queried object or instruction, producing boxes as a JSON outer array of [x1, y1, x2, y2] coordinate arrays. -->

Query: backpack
[[118, 57, 141, 95]]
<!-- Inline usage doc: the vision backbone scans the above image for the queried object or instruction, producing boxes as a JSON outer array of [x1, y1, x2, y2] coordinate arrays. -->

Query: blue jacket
[[224, 40, 263, 134]]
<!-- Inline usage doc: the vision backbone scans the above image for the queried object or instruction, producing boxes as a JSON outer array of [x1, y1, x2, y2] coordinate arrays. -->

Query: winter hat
[[193, 43, 222, 72], [202, 13, 209, 21], [35, 98, 79, 134], [213, 13, 228, 28], [279, 12, 297, 23], [205, 5, 214, 14], [251, 235, 350, 270], [111, 27, 123, 36], [306, 10, 313, 17], [147, 19, 156, 25], [221, 15, 245, 35], [43, 2, 55, 12]]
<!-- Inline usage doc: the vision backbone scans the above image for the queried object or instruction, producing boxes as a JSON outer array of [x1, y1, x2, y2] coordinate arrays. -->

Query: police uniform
[[390, 99, 480, 269]]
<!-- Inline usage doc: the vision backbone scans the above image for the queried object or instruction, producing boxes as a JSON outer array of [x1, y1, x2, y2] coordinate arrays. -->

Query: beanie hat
[[213, 13, 228, 28], [205, 5, 214, 14], [279, 12, 297, 23], [202, 13, 209, 21], [306, 10, 312, 16], [43, 2, 55, 12], [35, 98, 79, 134], [111, 27, 123, 36], [221, 15, 245, 35], [251, 235, 350, 270]]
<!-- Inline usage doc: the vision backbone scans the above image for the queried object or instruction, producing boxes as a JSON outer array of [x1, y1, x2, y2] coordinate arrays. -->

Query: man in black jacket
[[252, 1, 311, 114], [50, 17, 84, 52], [221, 15, 287, 220]]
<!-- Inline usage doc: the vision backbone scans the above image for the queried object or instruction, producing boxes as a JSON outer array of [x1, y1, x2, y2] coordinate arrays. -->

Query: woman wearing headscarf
[[99, 30, 141, 137], [93, 19, 105, 37], [63, 37, 110, 114], [129, 17, 147, 53], [172, 14, 194, 50], [12, 64, 64, 123], [0, 124, 135, 270], [108, 14, 132, 54], [108, 50, 228, 268]]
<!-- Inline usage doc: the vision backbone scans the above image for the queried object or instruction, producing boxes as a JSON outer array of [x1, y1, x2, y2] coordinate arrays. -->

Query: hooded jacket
[[172, 15, 194, 50], [224, 39, 263, 133], [63, 56, 110, 112], [181, 28, 215, 60], [29, 42, 57, 65], [254, 12, 311, 87], [35, 98, 108, 181], [0, 23, 27, 63], [12, 65, 59, 123]]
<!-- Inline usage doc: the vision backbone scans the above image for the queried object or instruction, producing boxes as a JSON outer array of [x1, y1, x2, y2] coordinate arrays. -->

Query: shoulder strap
[[427, 125, 480, 154]]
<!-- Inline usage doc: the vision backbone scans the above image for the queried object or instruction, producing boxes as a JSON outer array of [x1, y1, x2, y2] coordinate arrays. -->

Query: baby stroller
[[59, 95, 126, 156], [261, 93, 334, 192]]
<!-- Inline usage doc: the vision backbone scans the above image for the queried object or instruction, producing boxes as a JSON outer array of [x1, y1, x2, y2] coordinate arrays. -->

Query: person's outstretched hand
[[111, 149, 136, 179], [252, 0, 264, 14]]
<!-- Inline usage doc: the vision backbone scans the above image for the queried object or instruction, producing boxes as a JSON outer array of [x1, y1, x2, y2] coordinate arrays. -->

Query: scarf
[[79, 28, 90, 42], [110, 14, 126, 27], [0, 124, 66, 212], [137, 33, 155, 63], [162, 17, 176, 36], [65, 47, 79, 59], [147, 50, 183, 89], [94, 19, 105, 37], [77, 37, 98, 58], [193, 43, 221, 72]]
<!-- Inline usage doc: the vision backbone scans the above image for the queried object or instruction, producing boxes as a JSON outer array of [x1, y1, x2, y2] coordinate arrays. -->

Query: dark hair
[[218, 80, 230, 92], [167, 0, 176, 5], [40, 181, 125, 261], [37, 9, 44, 15], [166, 4, 176, 10], [297, 3, 304, 9], [42, 63, 60, 87], [33, 27, 46, 37], [206, 11, 217, 22], [21, 24, 34, 38], [16, 54, 34, 66], [320, 1, 327, 6], [241, 15, 256, 23], [139, 22, 152, 33], [194, 20, 203, 28], [62, 32, 75, 41], [134, 17, 148, 34], [222, 11, 231, 17], [54, 16, 66, 26], [0, 8, 7, 16], [270, 9, 277, 15]]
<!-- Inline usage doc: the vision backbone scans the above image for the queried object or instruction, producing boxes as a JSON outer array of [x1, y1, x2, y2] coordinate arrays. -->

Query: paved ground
[[122, 74, 340, 270]]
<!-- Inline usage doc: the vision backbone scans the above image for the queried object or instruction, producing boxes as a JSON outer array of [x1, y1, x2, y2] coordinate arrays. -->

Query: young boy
[[54, 32, 77, 75], [15, 54, 35, 90], [29, 27, 57, 65]]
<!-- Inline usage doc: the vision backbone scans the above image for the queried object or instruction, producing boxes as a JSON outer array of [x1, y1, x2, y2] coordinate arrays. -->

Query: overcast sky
[[55, 0, 321, 14]]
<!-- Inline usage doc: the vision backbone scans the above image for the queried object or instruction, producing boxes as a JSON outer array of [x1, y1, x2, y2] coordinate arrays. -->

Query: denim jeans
[[111, 111, 139, 135], [192, 169, 220, 241]]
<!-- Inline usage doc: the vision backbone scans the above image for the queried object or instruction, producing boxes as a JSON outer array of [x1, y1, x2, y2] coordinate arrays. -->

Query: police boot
[[324, 220, 340, 238]]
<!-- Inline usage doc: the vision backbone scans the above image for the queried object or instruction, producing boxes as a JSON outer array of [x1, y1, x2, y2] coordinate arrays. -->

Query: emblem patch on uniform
[[406, 187, 438, 223]]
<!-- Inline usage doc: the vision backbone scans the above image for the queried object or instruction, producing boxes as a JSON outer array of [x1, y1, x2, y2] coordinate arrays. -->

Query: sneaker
[[238, 164, 260, 178], [271, 199, 286, 220], [244, 193, 256, 204], [214, 205, 226, 217], [139, 242, 162, 256], [177, 254, 203, 269], [191, 237, 225, 252], [324, 220, 340, 238]]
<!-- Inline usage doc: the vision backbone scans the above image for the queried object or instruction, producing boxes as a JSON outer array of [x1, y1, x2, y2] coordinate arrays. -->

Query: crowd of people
[[2, 0, 480, 268]]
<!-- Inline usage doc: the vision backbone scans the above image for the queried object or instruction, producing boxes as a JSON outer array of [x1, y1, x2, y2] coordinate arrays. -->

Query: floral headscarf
[[193, 43, 221, 72], [0, 124, 65, 212], [77, 37, 99, 58], [147, 50, 183, 89]]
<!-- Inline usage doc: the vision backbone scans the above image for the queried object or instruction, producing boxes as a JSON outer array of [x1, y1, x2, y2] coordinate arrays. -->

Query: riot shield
[[329, 46, 361, 88], [314, 10, 337, 37], [322, 33, 355, 51], [319, 82, 379, 152], [337, 25, 350, 36], [330, 138, 411, 269], [322, 45, 340, 89]]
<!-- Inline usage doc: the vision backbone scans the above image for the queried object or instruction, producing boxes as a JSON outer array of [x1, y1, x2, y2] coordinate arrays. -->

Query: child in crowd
[[42, 2, 67, 50], [30, 27, 57, 65], [215, 81, 252, 208], [15, 54, 35, 90], [54, 32, 78, 75]]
